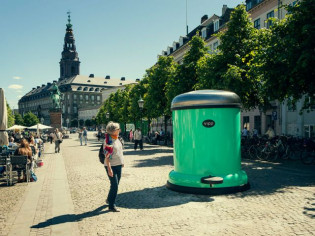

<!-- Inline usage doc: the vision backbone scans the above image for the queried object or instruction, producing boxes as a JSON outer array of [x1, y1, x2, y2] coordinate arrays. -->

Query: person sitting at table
[[14, 139, 32, 182], [28, 135, 38, 156], [34, 135, 43, 157], [8, 137, 18, 148]]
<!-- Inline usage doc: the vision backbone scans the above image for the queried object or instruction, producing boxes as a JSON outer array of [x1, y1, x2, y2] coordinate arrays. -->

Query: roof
[[19, 75, 137, 102]]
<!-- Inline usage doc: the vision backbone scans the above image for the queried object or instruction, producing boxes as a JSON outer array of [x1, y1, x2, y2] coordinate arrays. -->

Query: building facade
[[18, 13, 136, 127], [159, 1, 314, 137]]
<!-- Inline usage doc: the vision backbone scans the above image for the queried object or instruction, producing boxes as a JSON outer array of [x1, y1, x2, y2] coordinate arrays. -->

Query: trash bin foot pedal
[[201, 176, 224, 187]]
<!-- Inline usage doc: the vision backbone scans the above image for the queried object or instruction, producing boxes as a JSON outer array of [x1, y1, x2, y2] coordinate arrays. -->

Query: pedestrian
[[129, 129, 133, 142], [49, 132, 54, 144], [265, 126, 275, 139], [242, 127, 249, 138], [97, 128, 102, 142], [134, 128, 143, 150], [104, 121, 124, 212], [53, 128, 63, 153], [78, 128, 83, 146], [83, 127, 88, 145]]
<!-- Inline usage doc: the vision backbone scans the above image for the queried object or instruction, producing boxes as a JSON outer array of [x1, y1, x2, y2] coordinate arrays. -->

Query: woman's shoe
[[108, 207, 120, 212]]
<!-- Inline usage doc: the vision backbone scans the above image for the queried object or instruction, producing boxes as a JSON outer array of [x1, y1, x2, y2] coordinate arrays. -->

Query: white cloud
[[13, 76, 22, 80], [8, 84, 23, 90]]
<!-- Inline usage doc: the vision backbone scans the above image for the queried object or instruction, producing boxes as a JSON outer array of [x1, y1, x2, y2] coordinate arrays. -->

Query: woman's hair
[[20, 138, 30, 149], [106, 122, 120, 134]]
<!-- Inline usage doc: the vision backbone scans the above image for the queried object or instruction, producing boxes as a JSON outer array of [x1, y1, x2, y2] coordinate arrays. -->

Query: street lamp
[[138, 96, 144, 130]]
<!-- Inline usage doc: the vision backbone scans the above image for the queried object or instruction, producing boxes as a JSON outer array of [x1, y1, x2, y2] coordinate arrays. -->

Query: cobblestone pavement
[[1, 133, 314, 236], [63, 134, 314, 236], [0, 174, 28, 236]]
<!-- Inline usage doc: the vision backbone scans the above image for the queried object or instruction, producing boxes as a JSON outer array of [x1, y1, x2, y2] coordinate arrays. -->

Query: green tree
[[70, 119, 78, 127], [128, 80, 147, 129], [166, 34, 208, 105], [196, 4, 264, 110], [6, 103, 15, 127], [261, 0, 315, 109], [23, 112, 39, 127], [14, 113, 24, 125], [146, 56, 177, 117], [79, 119, 84, 126], [85, 119, 92, 127]]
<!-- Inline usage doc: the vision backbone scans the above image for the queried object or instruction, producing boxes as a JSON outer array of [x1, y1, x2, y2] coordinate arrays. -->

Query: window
[[213, 41, 219, 50], [68, 106, 71, 113], [71, 66, 75, 75], [85, 95, 89, 100], [73, 106, 77, 113], [80, 95, 83, 100], [67, 94, 70, 100], [73, 94, 77, 100], [97, 96, 100, 101], [201, 28, 207, 39], [254, 18, 260, 29], [254, 116, 261, 135], [214, 20, 219, 32], [243, 116, 250, 129], [91, 95, 95, 101], [246, 1, 252, 11], [266, 10, 274, 28], [304, 125, 315, 138]]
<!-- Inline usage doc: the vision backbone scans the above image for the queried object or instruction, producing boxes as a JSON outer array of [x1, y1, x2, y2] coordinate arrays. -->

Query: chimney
[[53, 80, 57, 83], [222, 5, 228, 15], [121, 77, 125, 81], [42, 84, 45, 87], [201, 15, 208, 24], [136, 78, 140, 82], [37, 86, 40, 89], [47, 82, 51, 86], [89, 74, 94, 78], [32, 87, 35, 90], [105, 75, 110, 79]]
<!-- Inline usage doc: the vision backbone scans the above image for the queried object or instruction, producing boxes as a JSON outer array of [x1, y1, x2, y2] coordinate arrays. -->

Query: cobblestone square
[[0, 133, 314, 236]]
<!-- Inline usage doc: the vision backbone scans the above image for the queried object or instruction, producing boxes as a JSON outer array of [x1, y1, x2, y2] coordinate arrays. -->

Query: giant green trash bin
[[167, 90, 250, 194]]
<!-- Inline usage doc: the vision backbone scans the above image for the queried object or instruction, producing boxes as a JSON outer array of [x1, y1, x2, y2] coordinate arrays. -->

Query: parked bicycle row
[[241, 135, 315, 165]]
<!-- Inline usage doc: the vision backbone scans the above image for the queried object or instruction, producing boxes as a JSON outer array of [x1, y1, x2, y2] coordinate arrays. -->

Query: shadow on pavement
[[117, 186, 214, 209], [124, 148, 173, 156], [231, 160, 315, 198], [303, 194, 315, 219], [133, 155, 173, 167], [31, 205, 109, 229]]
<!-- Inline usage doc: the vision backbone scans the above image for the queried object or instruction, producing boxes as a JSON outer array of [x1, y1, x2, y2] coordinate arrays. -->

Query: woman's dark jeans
[[105, 165, 122, 208]]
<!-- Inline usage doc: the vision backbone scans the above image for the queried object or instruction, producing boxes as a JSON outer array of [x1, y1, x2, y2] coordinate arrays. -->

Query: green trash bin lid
[[171, 90, 241, 110]]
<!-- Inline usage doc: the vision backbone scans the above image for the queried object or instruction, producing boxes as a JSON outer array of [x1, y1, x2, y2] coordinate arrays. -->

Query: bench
[[0, 154, 10, 186], [10, 155, 30, 185]]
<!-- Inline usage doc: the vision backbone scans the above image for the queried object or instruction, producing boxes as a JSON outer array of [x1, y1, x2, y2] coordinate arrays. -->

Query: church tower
[[59, 12, 80, 79]]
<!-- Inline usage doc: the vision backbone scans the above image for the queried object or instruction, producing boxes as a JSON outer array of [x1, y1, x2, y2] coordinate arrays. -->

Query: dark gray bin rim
[[171, 90, 241, 111]]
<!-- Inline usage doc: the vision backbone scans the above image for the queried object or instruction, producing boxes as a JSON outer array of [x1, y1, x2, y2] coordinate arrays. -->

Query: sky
[[0, 0, 239, 109]]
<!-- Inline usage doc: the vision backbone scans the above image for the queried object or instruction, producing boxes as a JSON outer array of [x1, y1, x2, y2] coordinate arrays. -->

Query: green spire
[[66, 11, 72, 29]]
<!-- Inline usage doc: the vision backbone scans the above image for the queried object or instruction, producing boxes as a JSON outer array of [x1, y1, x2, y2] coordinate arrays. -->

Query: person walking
[[83, 127, 88, 145], [53, 128, 63, 153], [134, 128, 143, 151], [104, 122, 124, 212], [97, 128, 102, 142], [129, 129, 133, 142], [78, 129, 83, 146]]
